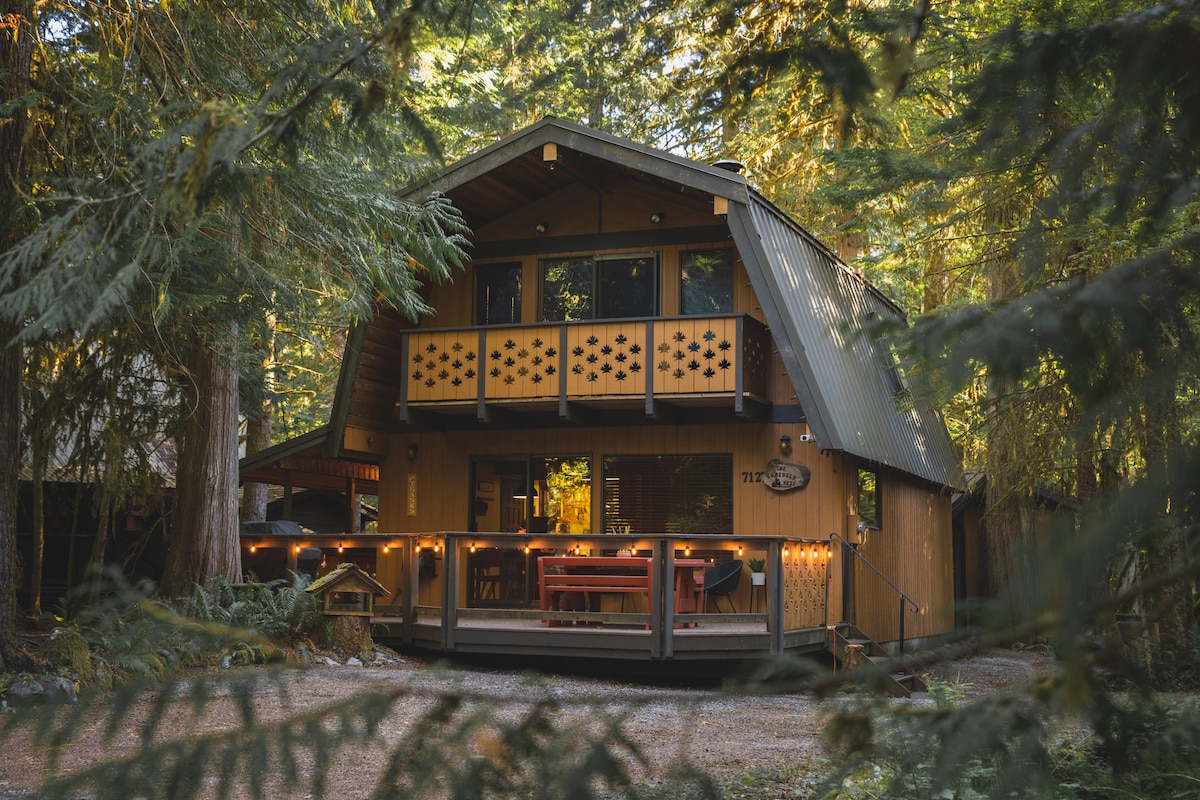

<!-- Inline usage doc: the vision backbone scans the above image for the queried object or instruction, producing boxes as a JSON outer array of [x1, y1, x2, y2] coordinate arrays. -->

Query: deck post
[[401, 536, 417, 645], [661, 538, 677, 659], [442, 535, 458, 651], [650, 538, 665, 659], [768, 539, 784, 654]]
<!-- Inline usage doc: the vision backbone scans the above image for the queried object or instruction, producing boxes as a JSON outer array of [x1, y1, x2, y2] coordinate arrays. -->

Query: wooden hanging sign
[[764, 459, 811, 492]]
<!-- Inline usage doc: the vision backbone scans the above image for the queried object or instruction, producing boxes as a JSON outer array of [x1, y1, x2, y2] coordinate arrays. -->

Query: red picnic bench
[[537, 555, 707, 626]]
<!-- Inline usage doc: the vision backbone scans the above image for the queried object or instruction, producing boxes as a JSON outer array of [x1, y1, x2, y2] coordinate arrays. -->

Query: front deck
[[242, 533, 837, 663]]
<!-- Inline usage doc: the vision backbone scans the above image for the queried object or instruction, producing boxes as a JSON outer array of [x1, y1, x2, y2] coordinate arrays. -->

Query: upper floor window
[[475, 262, 522, 325], [680, 248, 733, 315], [540, 253, 659, 321]]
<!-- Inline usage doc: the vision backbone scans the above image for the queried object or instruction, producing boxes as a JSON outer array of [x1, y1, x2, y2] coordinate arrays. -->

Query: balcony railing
[[400, 315, 769, 415]]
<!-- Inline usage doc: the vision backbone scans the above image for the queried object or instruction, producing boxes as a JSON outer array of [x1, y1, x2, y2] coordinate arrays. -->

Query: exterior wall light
[[779, 434, 792, 456], [406, 443, 418, 460]]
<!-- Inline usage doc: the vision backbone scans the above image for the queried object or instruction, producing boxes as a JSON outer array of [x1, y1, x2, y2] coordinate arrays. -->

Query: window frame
[[857, 467, 882, 531], [473, 261, 523, 326], [601, 453, 733, 535], [679, 247, 734, 316], [538, 251, 660, 321]]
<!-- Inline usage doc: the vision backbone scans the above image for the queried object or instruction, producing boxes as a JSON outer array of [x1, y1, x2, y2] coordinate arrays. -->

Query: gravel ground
[[0, 647, 1054, 799]]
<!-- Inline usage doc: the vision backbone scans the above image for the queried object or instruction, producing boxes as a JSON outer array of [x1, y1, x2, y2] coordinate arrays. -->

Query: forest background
[[0, 0, 1197, 797]]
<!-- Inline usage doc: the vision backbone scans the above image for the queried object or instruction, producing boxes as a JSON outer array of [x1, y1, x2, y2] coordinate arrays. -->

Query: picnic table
[[537, 555, 708, 626]]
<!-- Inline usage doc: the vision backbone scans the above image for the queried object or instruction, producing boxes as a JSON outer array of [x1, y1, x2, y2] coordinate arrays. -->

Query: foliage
[[2, 573, 730, 800], [182, 575, 329, 664]]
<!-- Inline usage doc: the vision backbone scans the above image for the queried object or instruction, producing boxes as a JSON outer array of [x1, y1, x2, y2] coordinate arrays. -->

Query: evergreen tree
[[0, 0, 468, 606]]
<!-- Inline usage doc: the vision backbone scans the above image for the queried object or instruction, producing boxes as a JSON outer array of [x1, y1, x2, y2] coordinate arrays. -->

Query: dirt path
[[0, 648, 1053, 799]]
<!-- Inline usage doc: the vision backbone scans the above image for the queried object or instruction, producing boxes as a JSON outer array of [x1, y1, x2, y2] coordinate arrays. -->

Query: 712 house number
[[741, 471, 765, 483]]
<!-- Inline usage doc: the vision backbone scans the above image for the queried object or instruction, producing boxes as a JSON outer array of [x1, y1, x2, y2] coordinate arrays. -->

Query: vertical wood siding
[[853, 471, 955, 642]]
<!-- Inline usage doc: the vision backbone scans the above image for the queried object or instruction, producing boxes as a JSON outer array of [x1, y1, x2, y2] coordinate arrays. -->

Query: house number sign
[[762, 459, 811, 492]]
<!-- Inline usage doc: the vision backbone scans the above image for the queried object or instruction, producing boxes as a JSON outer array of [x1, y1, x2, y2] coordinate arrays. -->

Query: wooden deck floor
[[370, 613, 830, 662]]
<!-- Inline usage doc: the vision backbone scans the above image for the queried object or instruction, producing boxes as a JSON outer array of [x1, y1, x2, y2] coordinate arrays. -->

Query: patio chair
[[703, 559, 743, 613]]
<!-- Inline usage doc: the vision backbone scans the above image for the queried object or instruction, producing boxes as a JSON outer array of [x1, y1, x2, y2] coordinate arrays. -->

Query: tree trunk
[[161, 322, 243, 597], [87, 490, 111, 587], [30, 447, 45, 616], [1140, 360, 1189, 655], [240, 313, 275, 523], [0, 0, 35, 669], [239, 404, 271, 523]]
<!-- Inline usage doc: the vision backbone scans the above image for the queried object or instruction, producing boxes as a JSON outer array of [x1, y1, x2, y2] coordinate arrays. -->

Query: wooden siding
[[853, 471, 955, 642], [422, 239, 761, 328], [376, 423, 847, 617]]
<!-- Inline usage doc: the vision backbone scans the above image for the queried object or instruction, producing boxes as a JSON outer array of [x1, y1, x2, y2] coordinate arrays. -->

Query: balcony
[[398, 315, 771, 426]]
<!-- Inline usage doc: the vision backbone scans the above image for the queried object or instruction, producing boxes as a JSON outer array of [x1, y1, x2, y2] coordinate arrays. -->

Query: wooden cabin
[[240, 119, 963, 674]]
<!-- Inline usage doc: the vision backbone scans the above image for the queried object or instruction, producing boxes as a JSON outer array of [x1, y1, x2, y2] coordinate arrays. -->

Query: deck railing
[[400, 315, 770, 412], [240, 531, 830, 659]]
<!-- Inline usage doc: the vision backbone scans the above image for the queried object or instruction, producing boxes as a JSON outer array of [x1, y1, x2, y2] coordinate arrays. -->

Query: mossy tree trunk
[[161, 322, 243, 598], [0, 0, 35, 668]]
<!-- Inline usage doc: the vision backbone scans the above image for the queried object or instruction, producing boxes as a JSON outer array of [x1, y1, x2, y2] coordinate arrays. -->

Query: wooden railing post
[[768, 539, 784, 654], [442, 535, 458, 651], [402, 535, 418, 645], [662, 537, 677, 658]]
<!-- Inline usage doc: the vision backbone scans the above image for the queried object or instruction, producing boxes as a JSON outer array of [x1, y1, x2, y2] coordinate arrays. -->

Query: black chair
[[703, 559, 743, 613]]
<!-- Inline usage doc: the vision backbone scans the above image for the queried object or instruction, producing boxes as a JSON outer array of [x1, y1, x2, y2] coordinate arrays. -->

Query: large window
[[540, 253, 658, 321], [471, 456, 591, 534], [680, 248, 733, 315], [602, 454, 732, 534], [475, 262, 522, 325]]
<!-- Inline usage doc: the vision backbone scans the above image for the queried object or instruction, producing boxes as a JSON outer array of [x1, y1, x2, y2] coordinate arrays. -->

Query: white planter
[[751, 572, 766, 586]]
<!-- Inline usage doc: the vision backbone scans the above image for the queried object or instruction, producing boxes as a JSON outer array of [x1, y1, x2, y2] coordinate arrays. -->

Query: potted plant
[[746, 557, 766, 585]]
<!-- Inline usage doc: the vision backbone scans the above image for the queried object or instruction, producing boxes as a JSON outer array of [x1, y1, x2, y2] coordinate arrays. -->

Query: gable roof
[[332, 118, 962, 489], [305, 562, 389, 597]]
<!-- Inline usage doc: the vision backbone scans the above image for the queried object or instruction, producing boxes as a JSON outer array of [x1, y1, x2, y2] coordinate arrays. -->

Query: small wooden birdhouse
[[306, 563, 389, 617]]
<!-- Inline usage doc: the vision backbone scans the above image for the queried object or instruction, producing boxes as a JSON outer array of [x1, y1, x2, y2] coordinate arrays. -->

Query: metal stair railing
[[829, 532, 920, 654]]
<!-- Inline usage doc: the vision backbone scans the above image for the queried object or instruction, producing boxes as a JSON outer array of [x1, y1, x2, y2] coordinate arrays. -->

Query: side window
[[680, 249, 733, 315], [857, 467, 881, 530], [475, 262, 522, 325]]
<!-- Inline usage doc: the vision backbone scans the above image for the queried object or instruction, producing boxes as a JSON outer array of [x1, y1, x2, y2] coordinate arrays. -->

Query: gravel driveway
[[0, 647, 1053, 799]]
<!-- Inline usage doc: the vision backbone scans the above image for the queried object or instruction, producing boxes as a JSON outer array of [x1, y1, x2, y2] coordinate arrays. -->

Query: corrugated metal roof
[[731, 193, 962, 488]]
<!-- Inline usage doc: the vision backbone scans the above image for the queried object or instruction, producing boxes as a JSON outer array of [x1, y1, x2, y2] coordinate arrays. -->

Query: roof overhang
[[239, 425, 379, 494]]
